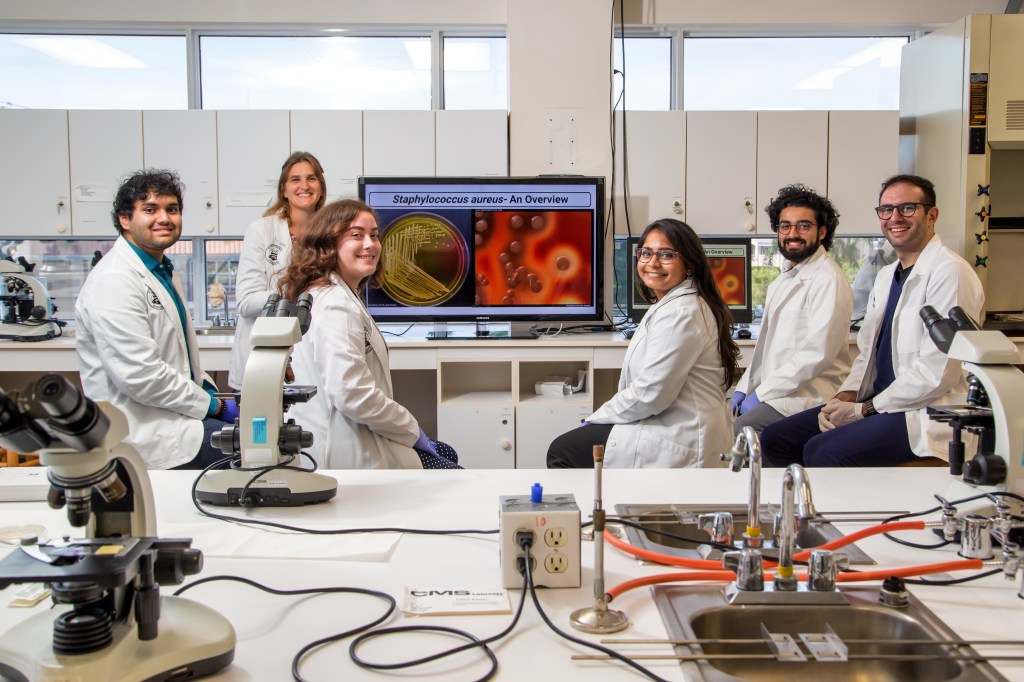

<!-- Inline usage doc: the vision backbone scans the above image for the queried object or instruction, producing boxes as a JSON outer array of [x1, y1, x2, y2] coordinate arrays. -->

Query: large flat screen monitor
[[623, 235, 753, 325], [359, 177, 605, 327]]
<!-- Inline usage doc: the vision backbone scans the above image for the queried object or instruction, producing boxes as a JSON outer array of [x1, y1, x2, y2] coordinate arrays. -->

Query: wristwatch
[[863, 399, 877, 417]]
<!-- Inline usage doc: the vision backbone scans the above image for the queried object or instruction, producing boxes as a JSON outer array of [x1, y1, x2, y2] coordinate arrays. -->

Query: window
[[683, 37, 907, 110], [205, 240, 242, 325], [442, 37, 507, 110], [2, 239, 197, 326], [199, 36, 432, 110], [613, 37, 672, 111], [750, 236, 890, 322], [0, 34, 187, 110]]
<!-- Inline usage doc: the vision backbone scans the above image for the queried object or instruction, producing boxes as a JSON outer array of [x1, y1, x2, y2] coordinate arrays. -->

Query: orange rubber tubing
[[607, 571, 736, 600], [835, 559, 985, 582], [792, 520, 926, 562], [604, 528, 744, 569]]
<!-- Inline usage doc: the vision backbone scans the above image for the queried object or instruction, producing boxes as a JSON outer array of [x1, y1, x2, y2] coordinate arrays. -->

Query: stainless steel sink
[[195, 327, 235, 336], [615, 503, 874, 565], [653, 584, 1007, 681]]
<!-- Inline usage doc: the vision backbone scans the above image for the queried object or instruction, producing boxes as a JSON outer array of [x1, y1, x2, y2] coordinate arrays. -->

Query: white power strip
[[499, 491, 581, 589]]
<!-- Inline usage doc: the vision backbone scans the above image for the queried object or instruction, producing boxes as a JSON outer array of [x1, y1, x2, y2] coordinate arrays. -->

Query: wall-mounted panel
[[143, 110, 218, 236], [217, 110, 290, 236], [69, 110, 143, 236], [436, 110, 508, 176], [290, 110, 363, 201], [363, 111, 435, 177]]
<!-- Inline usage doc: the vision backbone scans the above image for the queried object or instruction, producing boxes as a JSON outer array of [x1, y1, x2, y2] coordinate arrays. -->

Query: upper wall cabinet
[[0, 110, 71, 237], [436, 110, 509, 177], [69, 110, 143, 237], [217, 110, 291, 237], [363, 111, 435, 176], [756, 111, 828, 232], [827, 110, 899, 234], [612, 111, 686, 233], [143, 110, 219, 237], [290, 110, 364, 202], [686, 111, 757, 235]]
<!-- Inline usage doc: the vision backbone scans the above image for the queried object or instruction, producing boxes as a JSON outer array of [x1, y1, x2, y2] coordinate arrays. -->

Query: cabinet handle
[[57, 200, 65, 212], [500, 439, 512, 451]]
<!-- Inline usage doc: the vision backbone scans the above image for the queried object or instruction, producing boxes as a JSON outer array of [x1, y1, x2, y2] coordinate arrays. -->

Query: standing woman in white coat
[[279, 199, 460, 469], [547, 219, 740, 468], [228, 152, 326, 390]]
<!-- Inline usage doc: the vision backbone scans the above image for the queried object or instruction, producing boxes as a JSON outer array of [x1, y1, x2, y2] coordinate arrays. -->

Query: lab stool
[[0, 448, 40, 467]]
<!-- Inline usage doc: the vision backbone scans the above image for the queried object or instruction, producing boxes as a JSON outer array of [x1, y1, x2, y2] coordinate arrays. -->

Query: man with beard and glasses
[[730, 184, 853, 435], [760, 174, 984, 467]]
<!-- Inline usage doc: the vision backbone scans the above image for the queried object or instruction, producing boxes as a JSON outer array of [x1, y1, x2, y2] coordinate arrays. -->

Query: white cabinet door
[[0, 110, 71, 237], [686, 111, 757, 235], [363, 111, 435, 176], [436, 110, 508, 177], [613, 111, 685, 232], [217, 110, 291, 236], [827, 111, 899, 234], [438, 397, 516, 469], [143, 110, 219, 237], [756, 111, 828, 232], [290, 110, 363, 202], [69, 110, 143, 237], [515, 399, 592, 469]]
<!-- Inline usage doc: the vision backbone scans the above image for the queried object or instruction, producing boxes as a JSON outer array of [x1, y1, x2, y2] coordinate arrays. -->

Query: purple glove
[[219, 398, 239, 424], [414, 428, 439, 457], [728, 391, 746, 417], [738, 391, 761, 416]]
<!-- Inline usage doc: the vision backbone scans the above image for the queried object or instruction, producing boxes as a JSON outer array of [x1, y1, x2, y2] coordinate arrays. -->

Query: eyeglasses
[[636, 247, 679, 264], [776, 220, 817, 234], [874, 202, 933, 219]]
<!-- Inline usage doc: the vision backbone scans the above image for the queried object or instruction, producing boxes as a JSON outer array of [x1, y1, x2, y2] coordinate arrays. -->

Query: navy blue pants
[[760, 404, 917, 467]]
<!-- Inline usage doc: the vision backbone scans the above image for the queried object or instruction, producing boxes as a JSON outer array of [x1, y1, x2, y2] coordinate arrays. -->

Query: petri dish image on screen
[[472, 210, 593, 306], [379, 212, 469, 306]]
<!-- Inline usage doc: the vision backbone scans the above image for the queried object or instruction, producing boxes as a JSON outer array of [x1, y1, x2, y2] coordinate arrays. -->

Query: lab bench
[[1, 467, 1023, 681]]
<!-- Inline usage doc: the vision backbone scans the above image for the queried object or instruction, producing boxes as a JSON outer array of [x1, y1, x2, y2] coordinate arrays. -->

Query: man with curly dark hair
[[730, 184, 853, 435]]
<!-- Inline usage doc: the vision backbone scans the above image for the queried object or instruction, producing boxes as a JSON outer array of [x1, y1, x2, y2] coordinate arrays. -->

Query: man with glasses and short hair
[[730, 184, 853, 435], [760, 174, 983, 467]]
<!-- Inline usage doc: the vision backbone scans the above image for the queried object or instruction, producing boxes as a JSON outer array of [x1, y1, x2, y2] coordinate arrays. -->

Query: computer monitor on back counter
[[621, 235, 754, 325]]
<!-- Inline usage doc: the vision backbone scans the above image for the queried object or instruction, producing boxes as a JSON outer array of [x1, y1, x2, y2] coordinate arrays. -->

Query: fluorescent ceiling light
[[14, 37, 148, 69]]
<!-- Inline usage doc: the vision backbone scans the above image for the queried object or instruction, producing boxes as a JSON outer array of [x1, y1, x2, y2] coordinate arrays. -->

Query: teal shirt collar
[[125, 239, 173, 276]]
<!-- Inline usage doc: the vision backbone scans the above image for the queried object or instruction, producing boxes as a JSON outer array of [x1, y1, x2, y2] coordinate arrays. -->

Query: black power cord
[[172, 575, 397, 682], [191, 457, 499, 538]]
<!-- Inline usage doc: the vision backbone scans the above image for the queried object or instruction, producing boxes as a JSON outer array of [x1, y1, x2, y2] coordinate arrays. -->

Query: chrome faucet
[[774, 463, 809, 591], [721, 426, 764, 549]]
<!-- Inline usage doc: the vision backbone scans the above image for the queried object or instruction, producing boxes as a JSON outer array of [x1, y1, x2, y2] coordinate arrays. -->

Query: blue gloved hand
[[728, 391, 746, 417], [738, 392, 761, 416], [413, 428, 439, 457], [219, 398, 239, 424]]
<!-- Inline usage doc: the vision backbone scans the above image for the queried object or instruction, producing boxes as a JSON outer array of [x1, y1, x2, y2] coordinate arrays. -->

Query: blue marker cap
[[531, 482, 543, 503]]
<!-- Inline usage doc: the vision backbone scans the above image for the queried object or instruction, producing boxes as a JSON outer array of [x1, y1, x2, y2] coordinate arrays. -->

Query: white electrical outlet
[[499, 491, 581, 589]]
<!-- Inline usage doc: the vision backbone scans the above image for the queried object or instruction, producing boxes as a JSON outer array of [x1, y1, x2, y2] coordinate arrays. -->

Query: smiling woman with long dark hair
[[279, 199, 460, 470], [547, 218, 739, 469]]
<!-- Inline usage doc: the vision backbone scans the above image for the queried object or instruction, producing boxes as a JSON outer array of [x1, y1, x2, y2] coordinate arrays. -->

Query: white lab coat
[[840, 235, 984, 458], [590, 279, 731, 468], [287, 275, 423, 469], [228, 215, 291, 389], [735, 246, 853, 416], [75, 237, 213, 469]]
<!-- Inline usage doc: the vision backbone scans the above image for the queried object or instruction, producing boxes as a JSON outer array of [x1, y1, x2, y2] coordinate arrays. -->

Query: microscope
[[0, 258, 63, 341], [0, 375, 235, 681], [195, 293, 337, 507], [923, 305, 1024, 508]]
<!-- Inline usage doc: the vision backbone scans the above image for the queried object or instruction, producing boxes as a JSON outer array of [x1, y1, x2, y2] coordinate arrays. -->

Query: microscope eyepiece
[[26, 375, 109, 452]]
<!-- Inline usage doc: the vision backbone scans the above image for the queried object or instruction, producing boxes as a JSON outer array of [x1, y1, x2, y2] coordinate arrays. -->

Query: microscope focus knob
[[154, 547, 204, 584], [963, 453, 1007, 486]]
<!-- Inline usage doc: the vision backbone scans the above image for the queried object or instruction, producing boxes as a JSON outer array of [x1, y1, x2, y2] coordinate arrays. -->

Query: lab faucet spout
[[775, 463, 811, 591], [722, 426, 764, 549]]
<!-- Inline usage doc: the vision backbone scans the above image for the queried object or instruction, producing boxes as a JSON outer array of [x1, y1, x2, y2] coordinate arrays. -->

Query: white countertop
[[2, 467, 1023, 681]]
